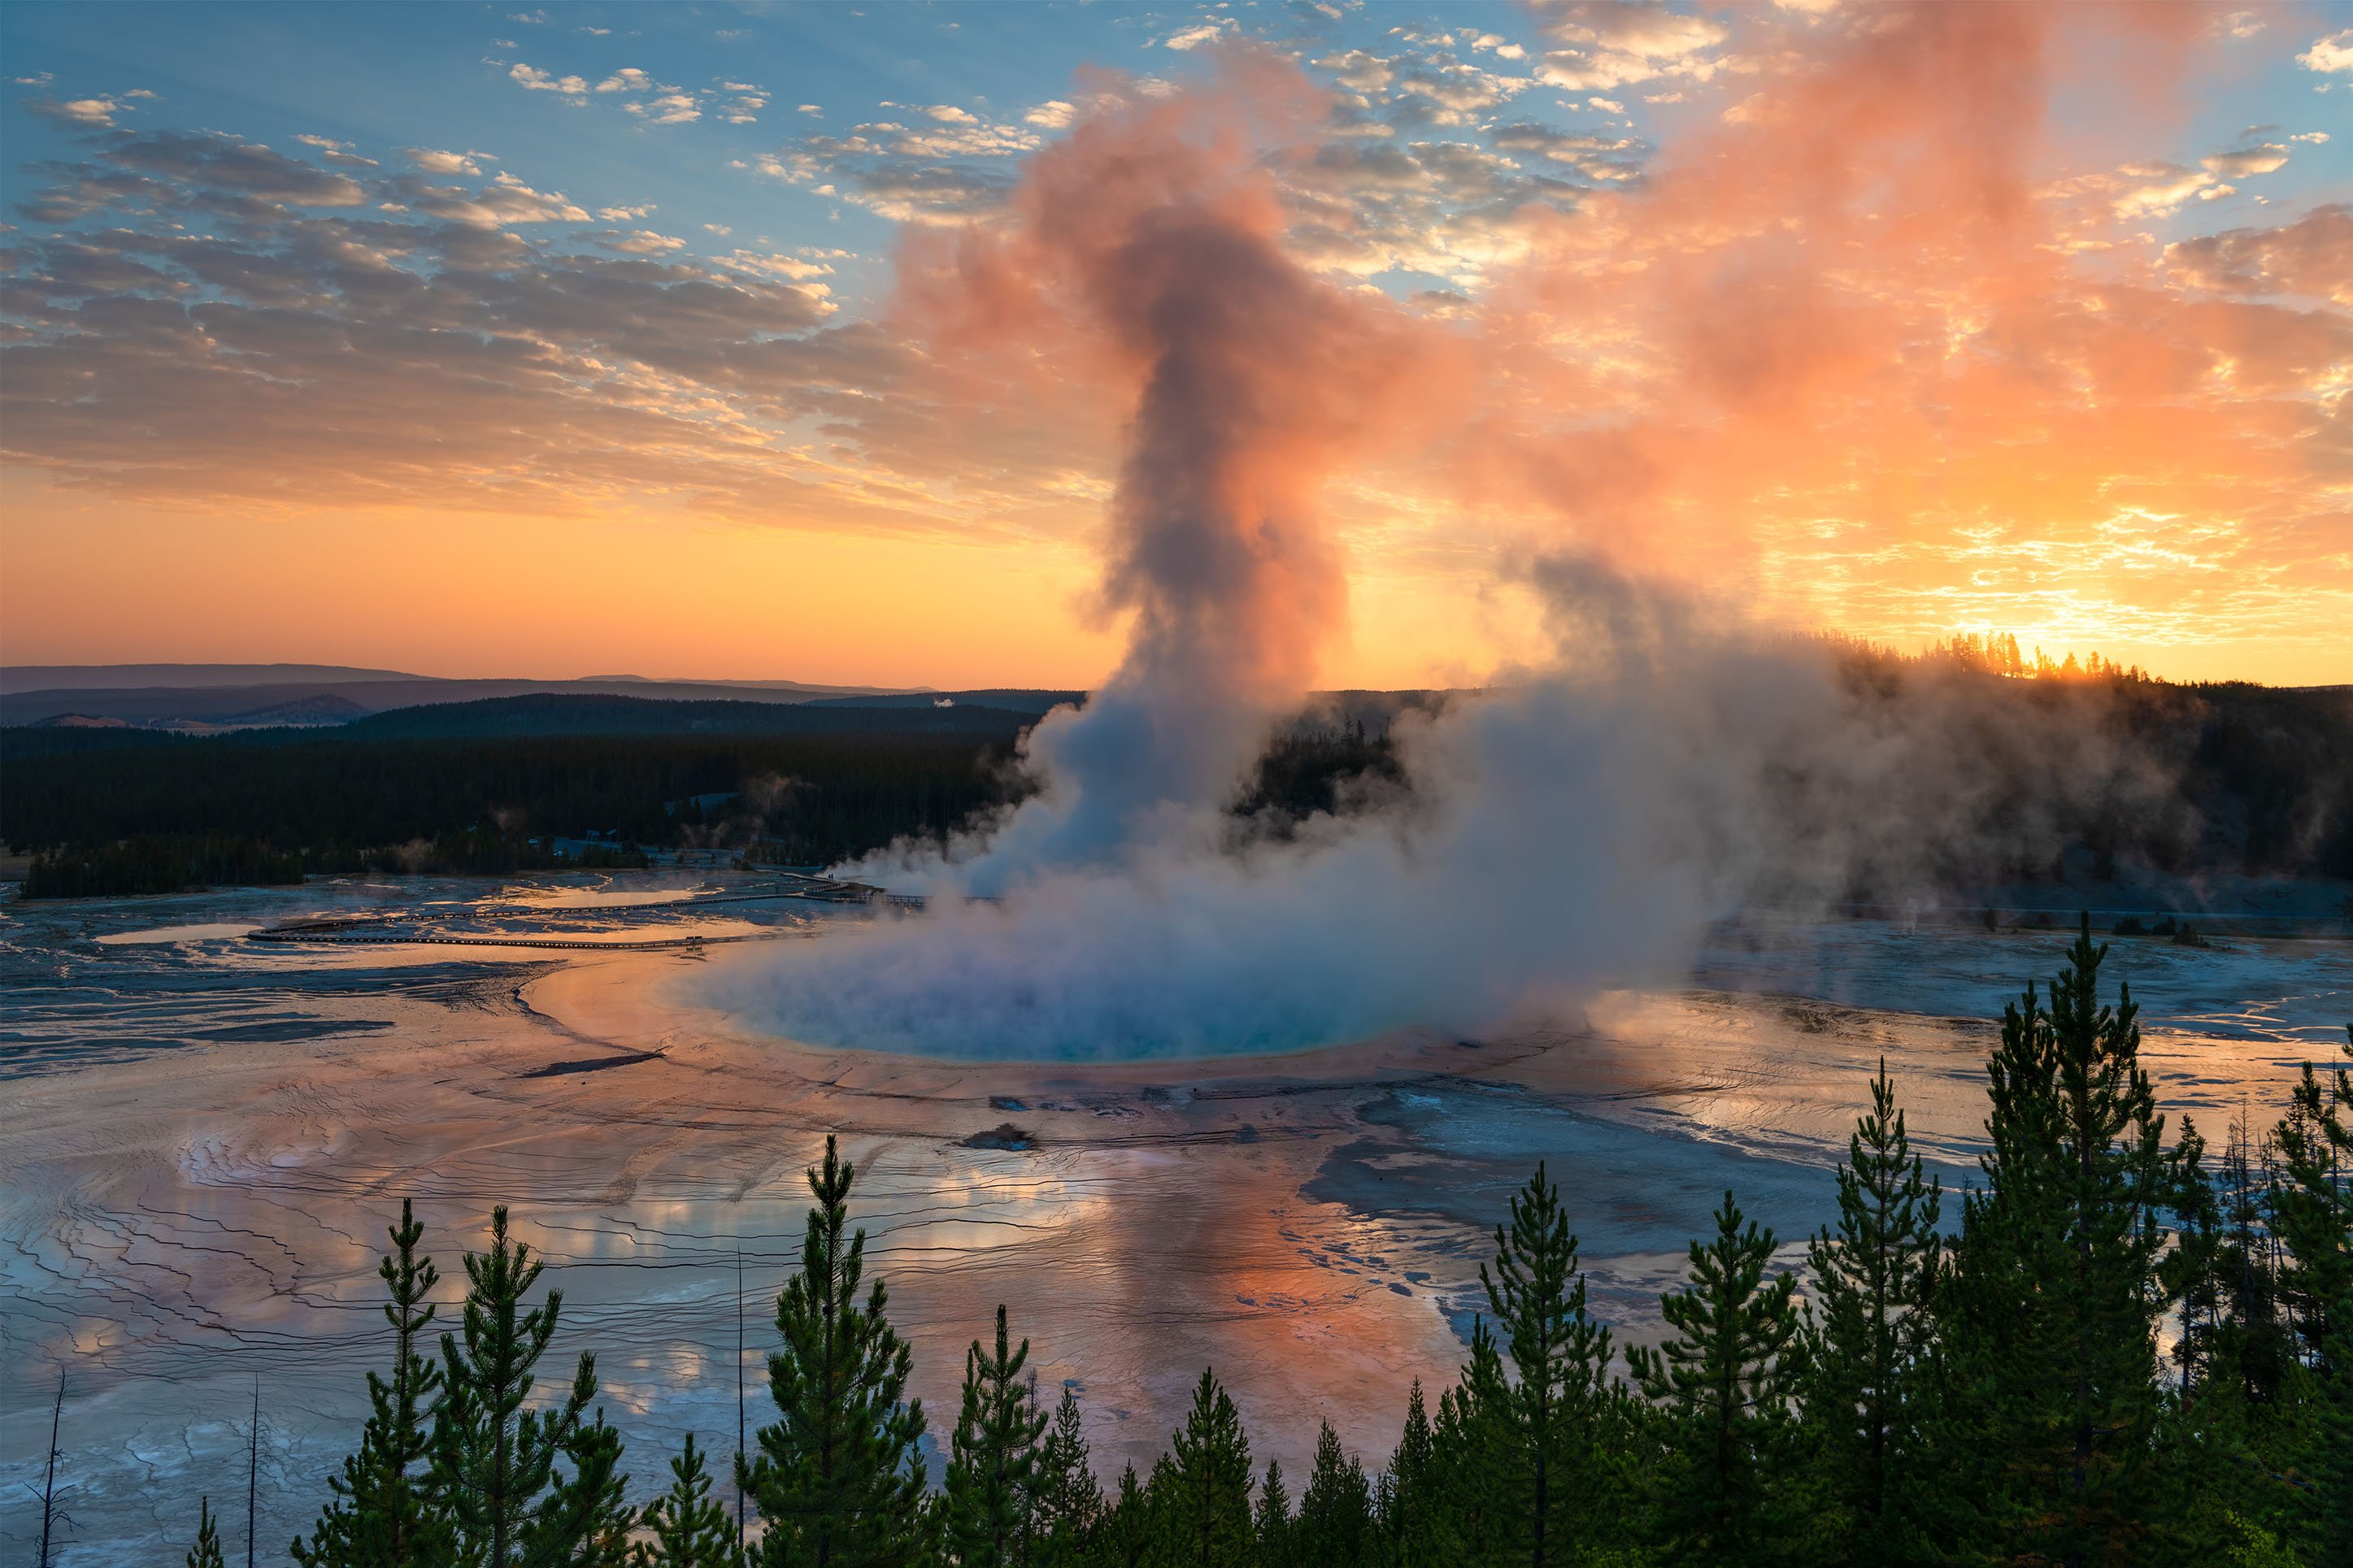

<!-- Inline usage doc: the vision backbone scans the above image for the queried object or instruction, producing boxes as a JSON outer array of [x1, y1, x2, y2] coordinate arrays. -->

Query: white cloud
[[30, 97, 121, 128], [598, 203, 655, 219], [595, 228, 687, 254], [625, 92, 701, 125], [1318, 50, 1396, 93], [407, 147, 487, 176], [1163, 20, 1237, 51], [798, 104, 823, 115], [510, 63, 588, 97], [597, 67, 654, 93], [291, 134, 379, 169], [2202, 141, 2290, 178], [1024, 99, 1076, 129], [2108, 163, 2225, 219], [414, 169, 590, 227], [123, 89, 159, 101], [2290, 131, 2330, 144], [2299, 28, 2353, 72], [1534, 1, 1727, 91], [1490, 121, 1647, 182], [753, 138, 1014, 224], [719, 250, 836, 281], [704, 222, 733, 235]]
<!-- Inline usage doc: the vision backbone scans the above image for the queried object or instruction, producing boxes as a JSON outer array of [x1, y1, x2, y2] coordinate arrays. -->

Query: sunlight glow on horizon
[[1, 1, 2346, 688]]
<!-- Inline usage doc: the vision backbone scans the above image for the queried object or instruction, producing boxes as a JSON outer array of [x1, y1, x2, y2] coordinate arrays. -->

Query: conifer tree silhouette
[[1800, 1061, 1942, 1564], [189, 1497, 227, 1568], [294, 1199, 446, 1568], [739, 1136, 927, 1568], [943, 1304, 1047, 1568], [1632, 1191, 1803, 1565]]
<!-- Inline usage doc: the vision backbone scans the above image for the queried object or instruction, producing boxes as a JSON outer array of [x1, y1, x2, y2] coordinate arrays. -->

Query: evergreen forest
[[8, 657, 2350, 901], [120, 923, 2351, 1567], [2, 715, 1034, 897]]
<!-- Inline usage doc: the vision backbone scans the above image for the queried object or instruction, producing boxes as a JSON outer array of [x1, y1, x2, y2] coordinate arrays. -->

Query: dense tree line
[[16, 826, 662, 897], [154, 923, 2348, 1566], [1817, 649, 2353, 884], [10, 671, 2346, 898], [2, 728, 1030, 887], [2, 713, 1404, 898], [1230, 719, 1402, 832], [21, 833, 310, 897]]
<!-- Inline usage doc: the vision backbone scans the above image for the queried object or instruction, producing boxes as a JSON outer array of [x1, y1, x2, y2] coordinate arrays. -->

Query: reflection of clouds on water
[[2, 871, 2342, 1557]]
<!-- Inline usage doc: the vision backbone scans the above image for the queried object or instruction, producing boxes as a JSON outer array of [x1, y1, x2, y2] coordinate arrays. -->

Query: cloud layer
[[2, 2, 2346, 680]]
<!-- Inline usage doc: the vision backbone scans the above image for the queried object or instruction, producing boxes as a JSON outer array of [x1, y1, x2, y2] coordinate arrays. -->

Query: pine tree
[[1377, 1381, 1446, 1568], [2277, 1027, 2353, 1347], [1940, 919, 2174, 1565], [190, 1497, 228, 1568], [1148, 1367, 1255, 1568], [1292, 1421, 1370, 1568], [1630, 1190, 1804, 1566], [1434, 1323, 1509, 1564], [1254, 1460, 1294, 1566], [294, 1199, 446, 1568], [2217, 1110, 2294, 1409], [542, 1403, 635, 1566], [2273, 1023, 2353, 1566], [1029, 1388, 1101, 1568], [1476, 1162, 1617, 1566], [2164, 1117, 2228, 1404], [2155, 1113, 2296, 1568], [739, 1136, 928, 1568], [1100, 1463, 1150, 1568], [428, 1205, 630, 1567], [943, 1305, 1048, 1568], [1799, 1061, 1942, 1566], [633, 1436, 739, 1568]]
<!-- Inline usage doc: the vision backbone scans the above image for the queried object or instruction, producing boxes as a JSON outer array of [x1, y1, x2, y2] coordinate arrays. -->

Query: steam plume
[[705, 18, 2233, 1061], [881, 54, 1446, 890]]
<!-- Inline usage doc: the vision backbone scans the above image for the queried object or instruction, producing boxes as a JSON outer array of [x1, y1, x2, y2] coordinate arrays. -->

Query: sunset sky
[[2, 1, 2347, 688]]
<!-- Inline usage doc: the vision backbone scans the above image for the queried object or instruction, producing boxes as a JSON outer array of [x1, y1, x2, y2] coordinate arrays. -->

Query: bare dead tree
[[36, 1370, 66, 1568], [246, 1380, 260, 1568], [736, 1239, 748, 1551]]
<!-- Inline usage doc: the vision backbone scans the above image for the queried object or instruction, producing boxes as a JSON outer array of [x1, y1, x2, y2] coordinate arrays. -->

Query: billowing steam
[[707, 558, 1871, 1059], [880, 56, 1447, 892], [702, 19, 2211, 1060]]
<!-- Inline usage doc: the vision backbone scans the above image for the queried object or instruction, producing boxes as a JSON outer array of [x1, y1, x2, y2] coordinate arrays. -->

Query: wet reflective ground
[[3, 871, 2345, 1562]]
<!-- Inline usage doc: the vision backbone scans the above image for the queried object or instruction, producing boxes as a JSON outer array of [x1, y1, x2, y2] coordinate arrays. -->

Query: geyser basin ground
[[2, 871, 2346, 1562]]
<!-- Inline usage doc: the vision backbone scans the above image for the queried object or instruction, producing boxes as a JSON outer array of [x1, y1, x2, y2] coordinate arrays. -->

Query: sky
[[1, 0, 2347, 688]]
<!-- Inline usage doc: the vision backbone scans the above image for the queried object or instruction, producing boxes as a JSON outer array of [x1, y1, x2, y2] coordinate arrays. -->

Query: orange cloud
[[0, 7, 2344, 685], [1423, 3, 2347, 675]]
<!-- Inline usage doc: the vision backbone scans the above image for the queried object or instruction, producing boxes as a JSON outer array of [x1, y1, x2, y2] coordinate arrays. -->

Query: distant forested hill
[[3, 677, 2346, 897], [1801, 663, 2353, 888], [2, 697, 1041, 889]]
